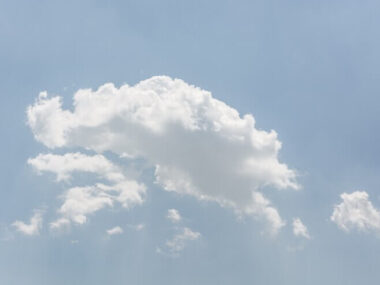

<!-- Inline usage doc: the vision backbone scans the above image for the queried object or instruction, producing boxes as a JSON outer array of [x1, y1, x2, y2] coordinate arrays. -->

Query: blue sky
[[1, 1, 380, 284]]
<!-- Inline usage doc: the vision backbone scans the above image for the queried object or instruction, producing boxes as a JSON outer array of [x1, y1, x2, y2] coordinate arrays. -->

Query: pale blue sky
[[1, 1, 380, 284]]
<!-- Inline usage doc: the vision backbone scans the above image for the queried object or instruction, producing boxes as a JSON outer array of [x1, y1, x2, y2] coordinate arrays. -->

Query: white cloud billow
[[12, 211, 43, 236], [27, 76, 299, 234], [167, 209, 182, 223], [331, 191, 380, 234], [292, 218, 310, 239], [28, 153, 145, 228], [107, 226, 123, 235]]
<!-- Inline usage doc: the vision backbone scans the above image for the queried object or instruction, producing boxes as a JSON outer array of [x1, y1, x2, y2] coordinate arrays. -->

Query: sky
[[1, 0, 380, 284]]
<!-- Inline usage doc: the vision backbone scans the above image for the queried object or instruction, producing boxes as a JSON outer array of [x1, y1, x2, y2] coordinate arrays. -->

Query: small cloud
[[50, 218, 70, 233], [167, 209, 181, 223], [163, 227, 201, 256], [292, 218, 310, 239], [331, 191, 380, 234], [12, 210, 43, 236], [106, 226, 123, 236], [134, 223, 145, 231]]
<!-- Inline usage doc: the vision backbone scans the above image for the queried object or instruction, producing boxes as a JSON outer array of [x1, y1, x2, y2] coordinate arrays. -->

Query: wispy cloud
[[107, 226, 123, 236], [12, 210, 43, 236], [28, 153, 145, 230]]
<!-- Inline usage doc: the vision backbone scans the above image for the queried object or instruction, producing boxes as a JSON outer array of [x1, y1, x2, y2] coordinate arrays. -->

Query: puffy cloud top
[[331, 191, 380, 233], [27, 76, 299, 234]]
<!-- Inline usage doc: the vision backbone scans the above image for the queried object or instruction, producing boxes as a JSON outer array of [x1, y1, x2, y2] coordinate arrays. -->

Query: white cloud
[[12, 211, 43, 236], [58, 185, 113, 224], [245, 192, 286, 236], [28, 152, 127, 183], [107, 226, 123, 235], [165, 227, 201, 254], [50, 218, 70, 232], [27, 76, 299, 234], [56, 182, 144, 226], [331, 191, 380, 233], [292, 218, 310, 239], [167, 209, 181, 223], [28, 153, 146, 229]]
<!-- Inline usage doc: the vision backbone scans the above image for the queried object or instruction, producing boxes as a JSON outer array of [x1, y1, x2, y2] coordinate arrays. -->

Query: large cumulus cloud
[[27, 76, 299, 234]]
